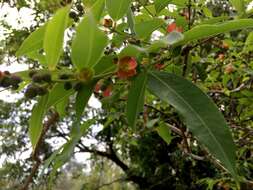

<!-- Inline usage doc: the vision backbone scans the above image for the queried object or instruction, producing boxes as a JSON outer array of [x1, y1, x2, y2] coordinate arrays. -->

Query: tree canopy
[[0, 0, 253, 190]]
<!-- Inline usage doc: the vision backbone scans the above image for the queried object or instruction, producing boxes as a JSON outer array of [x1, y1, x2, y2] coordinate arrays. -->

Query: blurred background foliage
[[0, 0, 253, 190]]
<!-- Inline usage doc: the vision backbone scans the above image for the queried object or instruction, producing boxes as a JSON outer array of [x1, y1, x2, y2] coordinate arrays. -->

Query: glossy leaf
[[135, 18, 165, 39], [106, 0, 132, 21], [44, 6, 70, 70], [29, 95, 49, 149], [47, 83, 74, 108], [16, 24, 46, 57], [75, 82, 96, 120], [127, 8, 135, 34], [173, 19, 253, 46], [71, 14, 108, 70], [26, 51, 47, 66], [156, 123, 172, 144], [154, 0, 171, 13], [89, 0, 105, 21], [94, 55, 117, 75], [119, 44, 147, 58], [243, 31, 253, 52], [147, 71, 237, 178], [126, 72, 147, 128]]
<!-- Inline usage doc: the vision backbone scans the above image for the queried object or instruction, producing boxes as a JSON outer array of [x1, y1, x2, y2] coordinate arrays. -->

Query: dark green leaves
[[29, 95, 49, 149], [90, 0, 105, 21], [44, 6, 70, 70], [29, 84, 74, 150], [75, 82, 96, 120], [71, 14, 108, 70], [135, 18, 165, 39], [173, 19, 253, 46], [156, 123, 172, 144], [147, 71, 237, 178], [16, 24, 46, 57], [154, 0, 171, 13], [106, 0, 132, 21], [126, 72, 147, 128]]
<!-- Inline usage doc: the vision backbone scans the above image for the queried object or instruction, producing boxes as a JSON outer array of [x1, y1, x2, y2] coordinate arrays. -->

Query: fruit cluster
[[0, 71, 22, 90], [24, 70, 52, 99]]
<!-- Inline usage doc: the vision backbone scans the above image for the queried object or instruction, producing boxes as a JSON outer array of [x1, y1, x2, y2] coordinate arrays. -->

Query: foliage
[[0, 0, 253, 190]]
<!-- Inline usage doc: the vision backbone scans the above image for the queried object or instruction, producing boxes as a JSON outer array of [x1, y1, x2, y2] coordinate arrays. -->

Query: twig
[[95, 177, 126, 190], [19, 112, 59, 190]]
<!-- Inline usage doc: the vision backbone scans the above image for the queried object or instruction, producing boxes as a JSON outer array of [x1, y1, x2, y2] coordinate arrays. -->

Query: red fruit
[[117, 56, 137, 79], [103, 85, 112, 97], [167, 23, 177, 33], [167, 22, 183, 33], [117, 69, 137, 79]]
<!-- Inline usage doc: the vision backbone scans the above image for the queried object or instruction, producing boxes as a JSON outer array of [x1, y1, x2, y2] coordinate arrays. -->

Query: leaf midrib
[[150, 72, 234, 172]]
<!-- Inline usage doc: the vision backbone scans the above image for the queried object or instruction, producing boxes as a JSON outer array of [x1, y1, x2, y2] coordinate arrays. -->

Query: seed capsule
[[36, 87, 48, 96], [42, 73, 51, 83], [25, 85, 38, 99]]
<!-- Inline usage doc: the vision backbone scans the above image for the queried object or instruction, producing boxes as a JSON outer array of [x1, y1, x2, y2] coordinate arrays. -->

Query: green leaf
[[26, 51, 47, 66], [147, 71, 237, 178], [243, 31, 253, 52], [127, 7, 135, 34], [71, 14, 108, 70], [156, 123, 172, 144], [134, 18, 165, 39], [44, 6, 70, 70], [119, 44, 147, 58], [16, 24, 46, 57], [75, 82, 96, 120], [173, 19, 253, 46], [94, 55, 117, 75], [55, 96, 69, 117], [154, 0, 171, 13], [106, 0, 132, 21], [50, 119, 95, 177], [47, 83, 74, 108], [230, 0, 246, 16], [126, 72, 147, 128], [89, 0, 105, 21], [29, 95, 49, 149]]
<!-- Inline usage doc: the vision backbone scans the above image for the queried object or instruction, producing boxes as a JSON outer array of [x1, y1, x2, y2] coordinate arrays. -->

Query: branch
[[94, 177, 126, 190], [19, 111, 59, 190]]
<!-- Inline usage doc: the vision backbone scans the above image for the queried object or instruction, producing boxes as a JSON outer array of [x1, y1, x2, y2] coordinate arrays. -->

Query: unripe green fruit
[[76, 68, 94, 83], [28, 70, 37, 78], [4, 71, 10, 75], [10, 75, 22, 85], [0, 76, 12, 87], [36, 87, 48, 96], [25, 85, 38, 99], [11, 84, 19, 90], [41, 73, 51, 83], [32, 74, 43, 83]]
